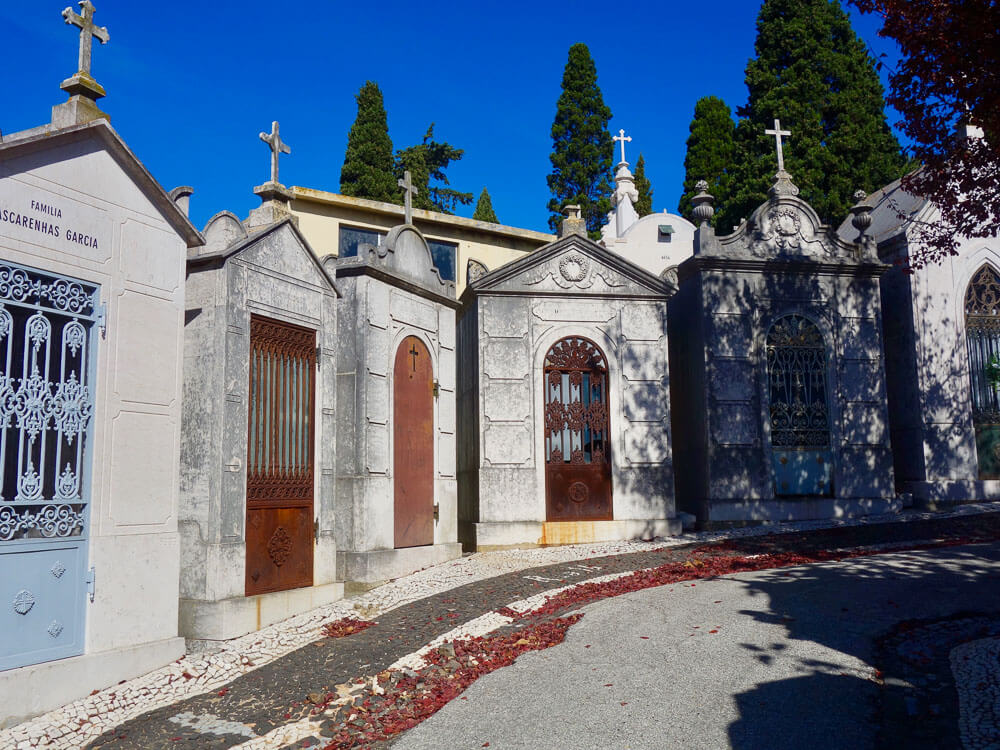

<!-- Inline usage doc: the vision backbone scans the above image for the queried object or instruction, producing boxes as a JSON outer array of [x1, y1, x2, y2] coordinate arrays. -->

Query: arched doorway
[[765, 314, 833, 496], [543, 337, 612, 520], [964, 264, 1000, 478], [393, 336, 435, 548]]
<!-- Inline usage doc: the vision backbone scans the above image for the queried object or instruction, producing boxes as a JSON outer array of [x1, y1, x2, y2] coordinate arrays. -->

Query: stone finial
[[247, 122, 295, 229], [560, 204, 587, 238], [398, 170, 419, 225], [613, 128, 632, 165], [259, 121, 291, 186], [850, 189, 874, 247], [52, 1, 111, 127], [169, 186, 194, 217], [764, 118, 801, 198], [691, 180, 715, 227]]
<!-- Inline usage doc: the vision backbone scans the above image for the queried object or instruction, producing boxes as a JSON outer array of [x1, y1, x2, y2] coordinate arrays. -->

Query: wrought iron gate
[[965, 264, 1000, 478], [0, 261, 98, 671], [543, 337, 613, 520], [765, 315, 833, 496]]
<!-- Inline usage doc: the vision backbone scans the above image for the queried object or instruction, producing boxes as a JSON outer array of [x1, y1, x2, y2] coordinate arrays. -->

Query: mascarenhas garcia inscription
[[0, 192, 105, 251]]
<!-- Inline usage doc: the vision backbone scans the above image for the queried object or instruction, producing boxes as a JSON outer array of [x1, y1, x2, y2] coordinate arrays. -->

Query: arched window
[[765, 314, 833, 496], [964, 264, 1000, 477], [543, 337, 612, 520]]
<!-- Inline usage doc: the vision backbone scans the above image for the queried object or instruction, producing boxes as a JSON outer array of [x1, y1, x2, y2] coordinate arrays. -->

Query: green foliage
[[472, 187, 499, 223], [633, 154, 653, 217], [547, 43, 613, 239], [394, 124, 473, 215], [717, 0, 907, 231], [340, 81, 397, 203], [987, 355, 1000, 390], [678, 96, 736, 228]]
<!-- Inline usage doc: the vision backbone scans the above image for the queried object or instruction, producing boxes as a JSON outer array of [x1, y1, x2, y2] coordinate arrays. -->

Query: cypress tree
[[339, 81, 397, 203], [633, 154, 654, 217], [721, 0, 907, 229], [546, 43, 613, 238], [678, 96, 736, 228], [472, 188, 499, 223]]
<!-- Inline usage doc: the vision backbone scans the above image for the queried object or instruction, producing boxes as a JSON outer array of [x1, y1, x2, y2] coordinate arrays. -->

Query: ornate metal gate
[[765, 315, 833, 496], [393, 336, 435, 549], [245, 315, 315, 596], [0, 261, 98, 671], [543, 337, 613, 521], [965, 264, 1000, 478]]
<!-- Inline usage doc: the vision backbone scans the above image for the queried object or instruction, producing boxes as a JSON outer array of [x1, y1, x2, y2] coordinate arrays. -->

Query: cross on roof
[[398, 170, 419, 224], [613, 128, 632, 164], [765, 118, 792, 172], [259, 121, 290, 185], [62, 1, 109, 78]]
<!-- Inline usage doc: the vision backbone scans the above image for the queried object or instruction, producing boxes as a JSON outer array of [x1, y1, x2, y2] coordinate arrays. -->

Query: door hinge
[[432, 380, 440, 399], [86, 567, 96, 602], [314, 517, 320, 544], [316, 346, 321, 369], [433, 503, 440, 522], [97, 303, 107, 339]]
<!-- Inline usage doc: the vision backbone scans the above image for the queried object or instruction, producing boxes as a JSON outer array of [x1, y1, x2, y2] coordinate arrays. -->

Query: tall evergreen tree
[[633, 154, 654, 217], [678, 97, 736, 228], [340, 81, 397, 203], [719, 0, 907, 231], [394, 124, 473, 215], [472, 187, 499, 223], [547, 43, 613, 238]]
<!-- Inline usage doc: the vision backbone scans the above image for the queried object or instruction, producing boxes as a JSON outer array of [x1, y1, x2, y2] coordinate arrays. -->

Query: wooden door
[[394, 336, 435, 548], [544, 337, 613, 521], [245, 315, 316, 596]]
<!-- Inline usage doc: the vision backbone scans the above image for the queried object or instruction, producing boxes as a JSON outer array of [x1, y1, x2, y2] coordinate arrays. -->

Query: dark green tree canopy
[[678, 96, 736, 227], [546, 43, 613, 238], [472, 187, 499, 223], [718, 0, 906, 230], [633, 154, 654, 217], [394, 124, 473, 215], [340, 81, 397, 203]]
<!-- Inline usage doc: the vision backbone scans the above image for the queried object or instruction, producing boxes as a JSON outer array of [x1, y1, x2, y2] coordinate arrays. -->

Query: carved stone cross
[[259, 121, 290, 185], [613, 128, 632, 164], [398, 170, 419, 224], [765, 119, 792, 172], [62, 1, 109, 78]]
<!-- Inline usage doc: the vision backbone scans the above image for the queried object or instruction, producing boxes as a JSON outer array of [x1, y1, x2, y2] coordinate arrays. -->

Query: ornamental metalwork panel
[[245, 315, 315, 596], [765, 315, 833, 496], [0, 260, 98, 671], [543, 337, 613, 521], [964, 264, 1000, 478]]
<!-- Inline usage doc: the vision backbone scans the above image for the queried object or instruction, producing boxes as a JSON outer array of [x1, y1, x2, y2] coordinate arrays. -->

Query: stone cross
[[765, 119, 792, 172], [613, 128, 632, 164], [62, 1, 109, 77], [398, 170, 419, 224], [259, 121, 290, 185]]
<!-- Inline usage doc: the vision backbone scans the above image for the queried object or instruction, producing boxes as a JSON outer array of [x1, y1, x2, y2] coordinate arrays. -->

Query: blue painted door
[[0, 262, 98, 671], [766, 315, 834, 497]]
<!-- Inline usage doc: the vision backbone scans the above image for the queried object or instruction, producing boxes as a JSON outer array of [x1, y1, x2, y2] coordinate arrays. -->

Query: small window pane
[[339, 226, 385, 258], [427, 240, 457, 282]]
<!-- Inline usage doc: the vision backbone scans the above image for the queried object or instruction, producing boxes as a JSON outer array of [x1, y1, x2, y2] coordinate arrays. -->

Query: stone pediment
[[470, 234, 675, 298], [335, 224, 454, 301]]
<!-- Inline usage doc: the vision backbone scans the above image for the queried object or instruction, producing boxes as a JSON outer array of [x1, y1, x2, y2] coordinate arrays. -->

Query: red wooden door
[[544, 337, 613, 521], [245, 315, 316, 596], [394, 336, 435, 548]]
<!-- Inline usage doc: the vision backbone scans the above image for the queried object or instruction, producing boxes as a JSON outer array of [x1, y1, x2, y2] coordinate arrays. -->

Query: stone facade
[[457, 229, 681, 550], [332, 224, 462, 585], [0, 120, 202, 725], [847, 176, 1000, 507], [670, 175, 899, 525], [178, 215, 342, 640]]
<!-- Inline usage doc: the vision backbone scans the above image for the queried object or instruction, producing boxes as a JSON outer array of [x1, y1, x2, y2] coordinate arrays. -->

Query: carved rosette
[[267, 526, 293, 567], [568, 482, 589, 504], [559, 253, 590, 283]]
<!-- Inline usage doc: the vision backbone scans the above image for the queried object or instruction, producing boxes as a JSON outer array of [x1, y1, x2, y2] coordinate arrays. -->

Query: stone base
[[337, 543, 463, 586], [51, 95, 109, 129], [179, 581, 344, 641], [0, 636, 184, 728], [905, 480, 1000, 511], [706, 496, 902, 525], [472, 518, 682, 551]]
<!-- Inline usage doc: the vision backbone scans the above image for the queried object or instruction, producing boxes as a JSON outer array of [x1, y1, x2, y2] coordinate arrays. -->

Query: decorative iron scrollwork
[[965, 265, 1000, 423], [766, 315, 830, 448], [267, 526, 293, 567], [543, 337, 611, 466]]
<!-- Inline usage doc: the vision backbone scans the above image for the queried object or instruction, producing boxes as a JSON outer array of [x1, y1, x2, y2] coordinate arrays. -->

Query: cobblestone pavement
[[2, 503, 1000, 749]]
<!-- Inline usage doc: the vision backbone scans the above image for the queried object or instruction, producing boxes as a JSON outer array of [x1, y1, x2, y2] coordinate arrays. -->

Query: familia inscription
[[0, 180, 109, 257]]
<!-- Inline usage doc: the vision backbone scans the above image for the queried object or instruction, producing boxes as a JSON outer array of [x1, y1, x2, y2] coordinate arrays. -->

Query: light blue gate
[[0, 261, 98, 671], [766, 314, 834, 496]]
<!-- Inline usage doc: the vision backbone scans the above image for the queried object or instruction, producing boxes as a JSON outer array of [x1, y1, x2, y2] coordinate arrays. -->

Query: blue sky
[[1, 1, 902, 234]]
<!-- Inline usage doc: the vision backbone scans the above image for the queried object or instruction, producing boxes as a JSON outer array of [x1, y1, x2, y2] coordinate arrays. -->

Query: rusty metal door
[[245, 315, 315, 596], [544, 337, 613, 521], [394, 336, 435, 548]]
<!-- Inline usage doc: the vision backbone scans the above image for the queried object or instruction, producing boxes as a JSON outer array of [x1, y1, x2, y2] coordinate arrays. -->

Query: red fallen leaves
[[322, 618, 376, 639], [322, 616, 581, 749]]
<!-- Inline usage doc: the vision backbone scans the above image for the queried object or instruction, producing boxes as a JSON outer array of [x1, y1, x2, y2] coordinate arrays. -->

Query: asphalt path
[[392, 542, 1000, 750]]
